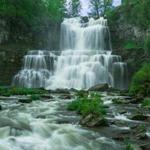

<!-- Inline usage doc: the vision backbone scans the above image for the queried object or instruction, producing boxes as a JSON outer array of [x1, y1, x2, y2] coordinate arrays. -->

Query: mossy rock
[[80, 113, 108, 127], [130, 114, 148, 121]]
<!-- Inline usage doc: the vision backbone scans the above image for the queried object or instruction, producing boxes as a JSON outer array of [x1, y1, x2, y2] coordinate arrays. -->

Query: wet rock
[[0, 126, 10, 138], [112, 98, 130, 104], [130, 114, 148, 121], [80, 114, 108, 127], [88, 84, 109, 91], [59, 94, 72, 99], [50, 89, 70, 94], [119, 110, 127, 114], [41, 94, 53, 99], [140, 143, 150, 150], [136, 133, 148, 140], [113, 135, 125, 141], [18, 98, 32, 103]]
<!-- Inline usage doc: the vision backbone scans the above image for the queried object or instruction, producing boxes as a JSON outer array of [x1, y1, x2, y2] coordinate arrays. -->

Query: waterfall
[[13, 17, 128, 90], [12, 50, 55, 88]]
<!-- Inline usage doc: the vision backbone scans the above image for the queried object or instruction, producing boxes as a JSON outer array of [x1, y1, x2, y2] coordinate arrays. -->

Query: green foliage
[[142, 98, 150, 108], [123, 0, 150, 29], [67, 0, 81, 17], [75, 90, 89, 98], [144, 36, 150, 54], [124, 139, 134, 150], [123, 40, 142, 50], [89, 0, 112, 17], [0, 0, 65, 43], [68, 93, 106, 117], [129, 63, 150, 97], [30, 95, 41, 101], [0, 87, 47, 96], [46, 0, 65, 22]]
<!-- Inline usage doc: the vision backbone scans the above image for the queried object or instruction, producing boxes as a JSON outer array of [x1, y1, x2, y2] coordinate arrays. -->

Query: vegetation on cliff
[[0, 0, 65, 48], [129, 63, 150, 97]]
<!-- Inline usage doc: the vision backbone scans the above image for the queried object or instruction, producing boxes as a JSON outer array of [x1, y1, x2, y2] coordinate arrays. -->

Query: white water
[[13, 17, 128, 90], [46, 17, 128, 90], [0, 96, 122, 150], [12, 51, 54, 88]]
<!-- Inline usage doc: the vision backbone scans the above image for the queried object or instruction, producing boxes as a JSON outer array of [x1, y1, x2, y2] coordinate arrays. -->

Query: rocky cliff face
[[109, 12, 150, 82], [110, 20, 150, 44], [0, 20, 9, 44]]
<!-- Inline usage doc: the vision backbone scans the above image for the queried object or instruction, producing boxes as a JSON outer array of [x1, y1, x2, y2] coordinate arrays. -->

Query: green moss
[[144, 36, 150, 54], [0, 87, 47, 96], [68, 93, 106, 117], [30, 95, 41, 101], [129, 63, 150, 97], [142, 98, 150, 108], [123, 40, 142, 50]]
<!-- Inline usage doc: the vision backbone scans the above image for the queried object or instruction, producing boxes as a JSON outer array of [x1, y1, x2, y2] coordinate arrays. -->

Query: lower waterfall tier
[[12, 50, 128, 90]]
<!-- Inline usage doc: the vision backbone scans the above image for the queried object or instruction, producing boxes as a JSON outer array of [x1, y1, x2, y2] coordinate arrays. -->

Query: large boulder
[[88, 83, 109, 91]]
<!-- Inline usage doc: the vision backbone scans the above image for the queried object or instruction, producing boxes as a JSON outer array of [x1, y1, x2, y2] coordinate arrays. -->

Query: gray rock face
[[0, 19, 8, 44]]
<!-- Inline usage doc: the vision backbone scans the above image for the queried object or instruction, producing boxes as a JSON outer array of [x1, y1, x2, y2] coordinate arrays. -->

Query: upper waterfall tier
[[60, 17, 112, 51]]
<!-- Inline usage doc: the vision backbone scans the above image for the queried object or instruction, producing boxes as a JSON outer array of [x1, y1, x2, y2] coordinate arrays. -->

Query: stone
[[80, 114, 108, 127], [50, 89, 70, 94], [130, 114, 148, 121], [18, 98, 32, 103], [112, 98, 130, 104], [88, 83, 109, 91], [59, 94, 72, 99], [41, 94, 53, 99]]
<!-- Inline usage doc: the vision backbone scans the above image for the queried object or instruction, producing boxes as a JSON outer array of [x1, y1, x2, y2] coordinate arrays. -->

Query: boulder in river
[[18, 98, 32, 103], [88, 84, 109, 91], [80, 114, 108, 127], [50, 89, 70, 94], [41, 94, 53, 99], [130, 114, 148, 121], [59, 94, 73, 99]]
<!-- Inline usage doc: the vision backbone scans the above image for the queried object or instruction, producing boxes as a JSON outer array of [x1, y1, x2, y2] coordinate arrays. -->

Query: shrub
[[129, 63, 150, 97], [0, 87, 47, 96], [123, 40, 142, 50], [142, 98, 150, 108], [68, 93, 106, 117]]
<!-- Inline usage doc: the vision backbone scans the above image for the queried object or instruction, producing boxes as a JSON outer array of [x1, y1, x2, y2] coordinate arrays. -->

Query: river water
[[0, 93, 123, 150]]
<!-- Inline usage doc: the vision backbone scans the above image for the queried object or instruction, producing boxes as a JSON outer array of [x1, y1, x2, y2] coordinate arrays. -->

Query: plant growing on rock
[[68, 92, 106, 117], [129, 63, 150, 97], [0, 87, 47, 96], [142, 98, 150, 109]]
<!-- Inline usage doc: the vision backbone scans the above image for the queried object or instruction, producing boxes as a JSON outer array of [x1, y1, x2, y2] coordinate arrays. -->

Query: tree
[[67, 0, 81, 17], [122, 0, 150, 29], [89, 0, 112, 18], [46, 0, 65, 22]]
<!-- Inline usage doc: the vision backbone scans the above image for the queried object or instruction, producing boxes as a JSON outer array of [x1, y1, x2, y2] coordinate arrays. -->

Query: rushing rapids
[[13, 17, 128, 90]]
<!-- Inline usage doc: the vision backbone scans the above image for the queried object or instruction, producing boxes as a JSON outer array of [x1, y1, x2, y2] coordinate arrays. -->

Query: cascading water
[[13, 17, 128, 90], [12, 50, 55, 88], [46, 17, 128, 90]]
